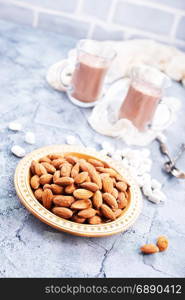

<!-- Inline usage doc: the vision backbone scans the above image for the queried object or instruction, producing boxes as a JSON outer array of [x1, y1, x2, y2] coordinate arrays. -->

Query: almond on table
[[140, 244, 159, 254], [29, 152, 130, 225], [157, 236, 169, 252]]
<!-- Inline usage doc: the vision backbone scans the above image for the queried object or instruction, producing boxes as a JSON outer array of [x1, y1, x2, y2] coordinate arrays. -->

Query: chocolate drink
[[71, 54, 108, 103], [119, 85, 161, 131]]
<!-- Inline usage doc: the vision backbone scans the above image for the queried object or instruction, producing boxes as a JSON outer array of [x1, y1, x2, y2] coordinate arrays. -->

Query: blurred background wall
[[0, 0, 185, 50]]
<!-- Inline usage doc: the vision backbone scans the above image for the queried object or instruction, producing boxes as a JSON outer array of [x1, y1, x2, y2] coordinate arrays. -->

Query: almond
[[53, 170, 60, 183], [30, 175, 40, 189], [85, 176, 91, 182], [116, 181, 128, 192], [112, 188, 118, 199], [88, 216, 102, 225], [71, 162, 80, 178], [71, 215, 86, 223], [65, 183, 76, 194], [91, 173, 102, 189], [156, 236, 168, 252], [102, 176, 114, 193], [55, 177, 74, 186], [64, 155, 78, 165], [40, 174, 53, 185], [30, 160, 37, 175], [74, 172, 89, 184], [116, 174, 125, 181], [88, 158, 104, 167], [53, 195, 75, 207], [117, 192, 128, 209], [92, 190, 103, 209], [96, 167, 118, 177], [100, 173, 110, 179], [52, 207, 73, 219], [78, 208, 96, 218], [88, 167, 102, 189], [80, 182, 99, 192], [112, 177, 116, 186], [34, 188, 43, 201], [140, 244, 159, 254], [39, 156, 51, 163], [50, 184, 63, 195], [101, 204, 115, 220], [71, 199, 91, 210], [114, 209, 122, 218], [95, 209, 103, 217], [103, 193, 118, 209], [60, 163, 72, 177], [48, 154, 64, 160], [41, 162, 56, 174], [51, 158, 66, 168], [79, 159, 89, 172], [34, 162, 47, 176], [42, 188, 53, 209], [73, 189, 93, 199], [43, 184, 52, 190]]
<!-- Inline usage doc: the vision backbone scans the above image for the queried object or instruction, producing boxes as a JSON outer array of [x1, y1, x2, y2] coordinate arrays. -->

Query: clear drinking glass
[[119, 65, 170, 131], [68, 39, 116, 107]]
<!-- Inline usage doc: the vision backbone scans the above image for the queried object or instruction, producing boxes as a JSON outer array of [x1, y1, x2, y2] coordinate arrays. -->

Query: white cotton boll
[[151, 179, 162, 190], [25, 132, 35, 144], [11, 145, 25, 157], [66, 135, 77, 145], [8, 122, 22, 131], [152, 189, 166, 202]]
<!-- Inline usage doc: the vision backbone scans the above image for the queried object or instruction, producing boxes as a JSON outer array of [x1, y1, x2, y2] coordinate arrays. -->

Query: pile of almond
[[30, 153, 130, 224]]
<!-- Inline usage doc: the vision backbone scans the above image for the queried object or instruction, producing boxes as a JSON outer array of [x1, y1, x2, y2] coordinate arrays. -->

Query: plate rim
[[14, 144, 143, 237]]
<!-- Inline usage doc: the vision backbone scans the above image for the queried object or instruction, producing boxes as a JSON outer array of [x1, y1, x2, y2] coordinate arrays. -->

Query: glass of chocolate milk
[[68, 39, 116, 107], [119, 65, 170, 131]]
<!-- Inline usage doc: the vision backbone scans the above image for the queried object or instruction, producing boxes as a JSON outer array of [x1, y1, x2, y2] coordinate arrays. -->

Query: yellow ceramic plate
[[14, 145, 142, 237]]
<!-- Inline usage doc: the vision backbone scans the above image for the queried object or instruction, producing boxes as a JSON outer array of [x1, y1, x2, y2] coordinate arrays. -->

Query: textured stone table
[[0, 20, 185, 278]]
